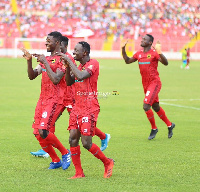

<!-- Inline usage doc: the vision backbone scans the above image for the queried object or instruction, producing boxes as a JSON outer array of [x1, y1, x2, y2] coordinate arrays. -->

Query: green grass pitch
[[0, 57, 199, 192]]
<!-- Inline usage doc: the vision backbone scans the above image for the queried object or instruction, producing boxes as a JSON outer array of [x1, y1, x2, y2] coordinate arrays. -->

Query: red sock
[[145, 109, 157, 129], [46, 132, 69, 156], [95, 127, 106, 140], [156, 107, 172, 127], [36, 135, 60, 162], [70, 146, 83, 175], [88, 143, 110, 166]]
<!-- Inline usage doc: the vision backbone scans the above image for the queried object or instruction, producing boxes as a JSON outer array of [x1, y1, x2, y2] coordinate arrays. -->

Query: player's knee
[[69, 133, 79, 147], [69, 136, 77, 147], [152, 103, 160, 112], [143, 104, 151, 111], [82, 140, 91, 150], [38, 129, 48, 139]]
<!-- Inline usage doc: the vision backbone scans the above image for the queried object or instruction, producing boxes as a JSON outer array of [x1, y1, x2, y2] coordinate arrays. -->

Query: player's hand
[[21, 47, 32, 60], [32, 54, 47, 63], [153, 40, 162, 54], [56, 52, 70, 67], [121, 40, 128, 49]]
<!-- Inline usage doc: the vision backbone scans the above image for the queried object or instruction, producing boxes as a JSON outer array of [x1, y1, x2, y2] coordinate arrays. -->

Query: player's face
[[141, 35, 151, 47], [60, 41, 67, 54], [45, 36, 57, 52], [73, 43, 85, 61]]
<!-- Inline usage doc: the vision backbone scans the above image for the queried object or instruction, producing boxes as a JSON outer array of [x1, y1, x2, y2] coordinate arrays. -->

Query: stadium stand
[[0, 0, 199, 52]]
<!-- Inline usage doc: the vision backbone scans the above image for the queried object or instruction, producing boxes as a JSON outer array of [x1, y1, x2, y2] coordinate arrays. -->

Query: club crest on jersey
[[147, 54, 151, 59], [51, 59, 56, 63]]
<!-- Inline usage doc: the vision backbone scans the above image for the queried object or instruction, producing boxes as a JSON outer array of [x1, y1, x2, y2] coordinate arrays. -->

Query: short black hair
[[78, 41, 90, 55], [61, 36, 69, 46], [146, 34, 154, 43], [48, 31, 62, 42]]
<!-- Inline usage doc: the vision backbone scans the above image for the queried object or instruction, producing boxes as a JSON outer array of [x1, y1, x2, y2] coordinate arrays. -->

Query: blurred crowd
[[0, 0, 199, 41]]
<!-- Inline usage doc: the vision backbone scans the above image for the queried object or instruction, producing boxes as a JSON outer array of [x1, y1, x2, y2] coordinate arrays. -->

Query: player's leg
[[152, 102, 175, 138], [185, 59, 190, 69], [35, 103, 70, 169], [143, 83, 161, 140], [44, 103, 71, 169], [67, 100, 110, 151], [79, 112, 114, 178], [182, 60, 187, 69], [95, 127, 111, 151], [68, 113, 84, 179], [143, 103, 158, 140], [31, 100, 50, 157], [30, 103, 65, 158], [36, 130, 62, 169]]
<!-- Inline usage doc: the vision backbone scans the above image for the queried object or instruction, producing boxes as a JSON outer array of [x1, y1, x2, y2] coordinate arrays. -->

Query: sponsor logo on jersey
[[40, 122, 45, 126], [83, 129, 88, 133], [138, 61, 150, 65], [75, 79, 84, 83], [42, 68, 46, 72]]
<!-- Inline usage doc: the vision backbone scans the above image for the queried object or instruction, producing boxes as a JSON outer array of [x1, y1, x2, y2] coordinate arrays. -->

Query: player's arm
[[33, 54, 64, 84], [21, 48, 41, 80], [121, 41, 137, 64], [153, 41, 168, 66], [59, 53, 91, 81], [159, 54, 168, 66], [65, 66, 75, 86], [68, 62, 90, 81]]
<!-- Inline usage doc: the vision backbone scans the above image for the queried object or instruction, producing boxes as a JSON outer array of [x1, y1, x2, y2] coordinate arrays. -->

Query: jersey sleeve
[[133, 51, 138, 60], [85, 60, 99, 76], [66, 52, 77, 66], [154, 51, 160, 60]]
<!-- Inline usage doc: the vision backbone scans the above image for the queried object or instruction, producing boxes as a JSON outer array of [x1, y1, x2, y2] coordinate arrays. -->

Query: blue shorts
[[183, 60, 187, 65]]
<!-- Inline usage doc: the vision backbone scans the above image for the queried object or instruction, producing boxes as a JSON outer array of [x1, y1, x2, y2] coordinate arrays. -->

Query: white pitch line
[[160, 99, 200, 101], [160, 102, 200, 111]]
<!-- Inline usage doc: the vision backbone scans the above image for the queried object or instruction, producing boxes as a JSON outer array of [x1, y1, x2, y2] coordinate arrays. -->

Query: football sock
[[88, 143, 110, 166], [46, 132, 69, 155], [156, 107, 172, 127], [95, 127, 106, 140], [145, 109, 157, 129], [36, 135, 60, 162], [70, 145, 83, 175]]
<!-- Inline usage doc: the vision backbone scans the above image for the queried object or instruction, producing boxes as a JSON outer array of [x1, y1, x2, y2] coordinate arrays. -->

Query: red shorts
[[32, 99, 65, 135], [63, 98, 75, 114], [143, 82, 161, 105], [68, 110, 99, 136]]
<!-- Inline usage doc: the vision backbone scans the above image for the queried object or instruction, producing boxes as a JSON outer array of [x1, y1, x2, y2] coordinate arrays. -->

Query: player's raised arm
[[21, 48, 40, 80], [153, 41, 168, 66], [121, 40, 137, 64]]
